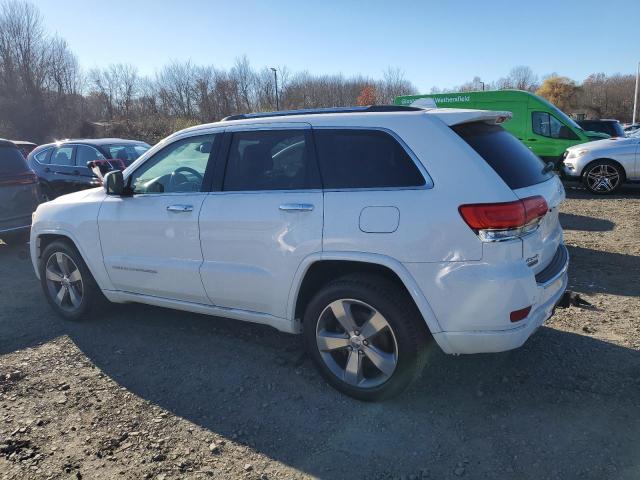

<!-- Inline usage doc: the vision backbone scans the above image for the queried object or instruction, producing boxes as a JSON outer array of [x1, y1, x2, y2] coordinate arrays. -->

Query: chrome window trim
[[311, 125, 434, 191], [206, 188, 323, 196]]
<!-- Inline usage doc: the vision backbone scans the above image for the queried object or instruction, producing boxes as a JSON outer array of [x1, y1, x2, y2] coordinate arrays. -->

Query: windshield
[[105, 144, 150, 166]]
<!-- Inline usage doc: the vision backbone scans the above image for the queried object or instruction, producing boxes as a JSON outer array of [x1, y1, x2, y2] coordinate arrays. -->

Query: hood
[[47, 187, 104, 205], [567, 136, 639, 153]]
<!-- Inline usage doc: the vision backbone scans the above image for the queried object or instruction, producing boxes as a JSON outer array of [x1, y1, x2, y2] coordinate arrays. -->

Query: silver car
[[563, 137, 640, 194]]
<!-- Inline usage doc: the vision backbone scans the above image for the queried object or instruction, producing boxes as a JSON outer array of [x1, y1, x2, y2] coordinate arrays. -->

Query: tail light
[[0, 172, 38, 187], [459, 195, 548, 242]]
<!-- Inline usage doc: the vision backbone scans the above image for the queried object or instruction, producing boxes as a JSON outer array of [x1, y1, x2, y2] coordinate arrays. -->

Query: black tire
[[303, 274, 431, 401], [582, 160, 624, 195], [39, 239, 103, 321]]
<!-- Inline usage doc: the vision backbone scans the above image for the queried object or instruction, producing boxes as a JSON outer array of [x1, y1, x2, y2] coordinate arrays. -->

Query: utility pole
[[270, 67, 279, 110], [633, 61, 639, 125], [480, 81, 485, 91]]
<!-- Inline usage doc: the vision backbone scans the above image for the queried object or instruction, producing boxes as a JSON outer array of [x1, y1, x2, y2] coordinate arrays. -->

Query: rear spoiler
[[424, 108, 513, 126]]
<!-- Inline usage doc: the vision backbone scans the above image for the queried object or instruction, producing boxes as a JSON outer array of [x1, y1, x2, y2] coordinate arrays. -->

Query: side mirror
[[104, 170, 125, 195]]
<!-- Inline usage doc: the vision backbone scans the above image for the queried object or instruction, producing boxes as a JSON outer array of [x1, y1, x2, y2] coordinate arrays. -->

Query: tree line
[[0, 0, 637, 145]]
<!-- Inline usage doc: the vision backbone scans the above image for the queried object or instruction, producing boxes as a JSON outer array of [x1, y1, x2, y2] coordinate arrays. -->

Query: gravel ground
[[1, 184, 639, 480]]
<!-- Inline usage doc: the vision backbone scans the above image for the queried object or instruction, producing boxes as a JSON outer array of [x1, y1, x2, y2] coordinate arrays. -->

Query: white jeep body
[[31, 108, 568, 355]]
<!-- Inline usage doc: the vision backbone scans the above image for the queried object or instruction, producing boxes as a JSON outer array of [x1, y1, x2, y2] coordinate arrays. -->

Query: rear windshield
[[0, 145, 30, 175], [452, 122, 553, 190]]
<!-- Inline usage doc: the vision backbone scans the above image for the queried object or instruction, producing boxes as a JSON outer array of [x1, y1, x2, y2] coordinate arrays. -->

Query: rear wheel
[[582, 160, 624, 194], [39, 240, 102, 321], [303, 274, 430, 401]]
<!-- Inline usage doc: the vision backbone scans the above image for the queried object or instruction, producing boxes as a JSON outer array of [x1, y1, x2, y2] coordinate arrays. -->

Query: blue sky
[[37, 0, 638, 92]]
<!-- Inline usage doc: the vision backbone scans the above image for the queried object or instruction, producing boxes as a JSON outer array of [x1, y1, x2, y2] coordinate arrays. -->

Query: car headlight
[[566, 148, 588, 159]]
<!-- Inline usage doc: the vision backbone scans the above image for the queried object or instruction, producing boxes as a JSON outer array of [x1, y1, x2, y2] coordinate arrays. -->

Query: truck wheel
[[39, 240, 103, 321], [303, 274, 430, 401], [582, 160, 624, 194]]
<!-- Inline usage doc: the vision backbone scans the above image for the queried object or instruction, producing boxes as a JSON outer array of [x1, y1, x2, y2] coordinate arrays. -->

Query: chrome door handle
[[279, 203, 314, 212], [167, 204, 193, 213]]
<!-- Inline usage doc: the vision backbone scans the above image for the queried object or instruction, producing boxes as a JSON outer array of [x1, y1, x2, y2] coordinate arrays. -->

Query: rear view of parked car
[[11, 140, 38, 158], [28, 138, 150, 200], [0, 139, 40, 239]]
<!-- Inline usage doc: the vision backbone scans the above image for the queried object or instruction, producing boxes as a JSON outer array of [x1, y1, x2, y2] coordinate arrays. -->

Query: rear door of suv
[[198, 124, 323, 319]]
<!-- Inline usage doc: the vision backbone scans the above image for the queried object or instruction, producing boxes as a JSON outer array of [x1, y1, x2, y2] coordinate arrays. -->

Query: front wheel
[[582, 160, 624, 194], [39, 240, 102, 321], [303, 274, 431, 401]]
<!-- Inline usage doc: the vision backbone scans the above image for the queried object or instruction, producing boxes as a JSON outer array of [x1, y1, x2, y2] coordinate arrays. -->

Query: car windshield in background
[[0, 145, 30, 175], [453, 122, 553, 190], [105, 144, 149, 165]]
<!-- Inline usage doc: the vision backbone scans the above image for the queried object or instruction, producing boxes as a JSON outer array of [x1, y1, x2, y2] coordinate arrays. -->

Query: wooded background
[[1, 1, 636, 144]]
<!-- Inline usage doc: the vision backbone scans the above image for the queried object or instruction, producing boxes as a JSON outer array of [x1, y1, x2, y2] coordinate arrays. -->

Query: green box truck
[[394, 90, 608, 165]]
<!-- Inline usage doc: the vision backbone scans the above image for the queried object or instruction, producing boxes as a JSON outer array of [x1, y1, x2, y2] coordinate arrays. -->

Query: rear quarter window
[[452, 122, 553, 190], [314, 129, 425, 189], [0, 145, 30, 175]]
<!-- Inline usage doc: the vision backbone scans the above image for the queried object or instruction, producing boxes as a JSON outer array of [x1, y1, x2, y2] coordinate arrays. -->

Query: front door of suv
[[98, 132, 221, 303], [199, 125, 323, 319]]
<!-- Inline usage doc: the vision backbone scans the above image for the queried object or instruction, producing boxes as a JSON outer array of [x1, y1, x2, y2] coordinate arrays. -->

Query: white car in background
[[30, 106, 568, 400], [563, 137, 640, 194]]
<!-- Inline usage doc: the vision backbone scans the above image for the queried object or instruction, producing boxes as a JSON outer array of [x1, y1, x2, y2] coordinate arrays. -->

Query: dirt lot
[[1, 184, 639, 480]]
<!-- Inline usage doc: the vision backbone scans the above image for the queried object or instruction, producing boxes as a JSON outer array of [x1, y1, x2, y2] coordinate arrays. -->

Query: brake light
[[459, 195, 548, 242]]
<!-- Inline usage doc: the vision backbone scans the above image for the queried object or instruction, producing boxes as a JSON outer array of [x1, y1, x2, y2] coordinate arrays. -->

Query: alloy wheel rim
[[45, 252, 84, 312], [316, 299, 398, 389], [586, 164, 619, 192]]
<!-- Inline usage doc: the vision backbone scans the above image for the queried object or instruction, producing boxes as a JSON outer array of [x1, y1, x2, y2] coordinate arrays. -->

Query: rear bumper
[[432, 245, 569, 354]]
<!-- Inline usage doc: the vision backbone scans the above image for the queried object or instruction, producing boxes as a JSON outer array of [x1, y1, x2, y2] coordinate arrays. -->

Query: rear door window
[[50, 146, 75, 166], [0, 145, 30, 175], [313, 129, 425, 189], [223, 130, 319, 191], [76, 145, 106, 166], [453, 122, 553, 190]]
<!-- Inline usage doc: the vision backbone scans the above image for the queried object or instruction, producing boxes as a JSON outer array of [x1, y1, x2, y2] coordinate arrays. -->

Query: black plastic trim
[[535, 244, 569, 285], [222, 105, 423, 121]]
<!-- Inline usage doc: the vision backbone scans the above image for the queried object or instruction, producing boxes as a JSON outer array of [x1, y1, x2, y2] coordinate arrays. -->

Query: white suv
[[30, 106, 568, 400]]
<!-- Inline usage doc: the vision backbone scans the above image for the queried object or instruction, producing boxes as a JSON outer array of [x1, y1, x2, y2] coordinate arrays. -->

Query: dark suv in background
[[577, 119, 625, 138], [0, 139, 40, 239], [28, 138, 150, 199]]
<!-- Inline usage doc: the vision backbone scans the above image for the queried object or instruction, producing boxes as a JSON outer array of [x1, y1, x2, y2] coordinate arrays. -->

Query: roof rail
[[221, 105, 423, 121]]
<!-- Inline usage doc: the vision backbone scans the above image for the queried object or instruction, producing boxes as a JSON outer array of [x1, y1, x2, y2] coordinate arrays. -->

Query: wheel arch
[[288, 252, 443, 336], [31, 230, 105, 288], [581, 158, 627, 182]]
